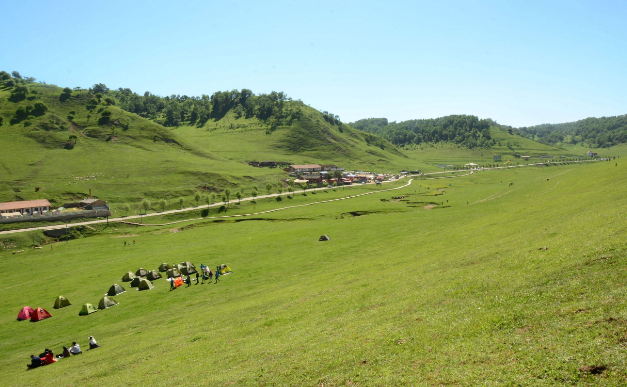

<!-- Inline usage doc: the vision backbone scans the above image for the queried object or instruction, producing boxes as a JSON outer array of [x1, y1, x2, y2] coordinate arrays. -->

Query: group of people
[[27, 336, 99, 369], [169, 265, 222, 291]]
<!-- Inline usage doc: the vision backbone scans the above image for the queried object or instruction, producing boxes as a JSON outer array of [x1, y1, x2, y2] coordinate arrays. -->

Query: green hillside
[[516, 114, 627, 147], [0, 77, 412, 216], [0, 160, 625, 385]]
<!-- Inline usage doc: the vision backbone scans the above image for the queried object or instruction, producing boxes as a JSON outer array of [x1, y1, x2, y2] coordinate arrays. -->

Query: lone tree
[[159, 199, 167, 212], [288, 180, 295, 196], [300, 182, 308, 194], [235, 191, 242, 204], [11, 71, 22, 79], [210, 193, 216, 203], [276, 183, 283, 195], [204, 195, 210, 206], [178, 197, 184, 209], [265, 183, 273, 196], [121, 204, 130, 216], [224, 188, 231, 205], [140, 199, 151, 214], [194, 192, 201, 206], [251, 189, 258, 202]]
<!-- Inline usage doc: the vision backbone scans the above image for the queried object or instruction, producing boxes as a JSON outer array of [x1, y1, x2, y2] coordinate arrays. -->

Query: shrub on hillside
[[9, 86, 28, 102], [98, 110, 112, 125], [32, 102, 48, 116], [59, 87, 72, 102]]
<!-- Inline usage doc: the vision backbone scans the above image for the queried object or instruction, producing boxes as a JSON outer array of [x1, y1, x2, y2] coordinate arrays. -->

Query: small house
[[0, 199, 51, 215], [493, 155, 501, 161], [290, 164, 322, 173], [80, 199, 108, 210]]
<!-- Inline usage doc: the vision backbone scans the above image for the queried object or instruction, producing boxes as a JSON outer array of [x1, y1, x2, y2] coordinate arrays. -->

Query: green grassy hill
[[0, 160, 625, 385], [0, 80, 412, 216]]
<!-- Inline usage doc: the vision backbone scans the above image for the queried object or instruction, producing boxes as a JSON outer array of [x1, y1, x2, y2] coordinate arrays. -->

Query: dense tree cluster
[[516, 115, 627, 147], [106, 86, 303, 128], [350, 115, 494, 149]]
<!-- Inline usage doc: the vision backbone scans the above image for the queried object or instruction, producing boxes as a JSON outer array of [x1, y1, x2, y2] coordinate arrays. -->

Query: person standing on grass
[[215, 266, 220, 284], [170, 278, 175, 291], [195, 271, 199, 285], [186, 274, 192, 287]]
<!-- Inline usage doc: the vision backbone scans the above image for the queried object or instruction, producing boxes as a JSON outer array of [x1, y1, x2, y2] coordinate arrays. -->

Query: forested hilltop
[[516, 115, 627, 147], [350, 115, 496, 149]]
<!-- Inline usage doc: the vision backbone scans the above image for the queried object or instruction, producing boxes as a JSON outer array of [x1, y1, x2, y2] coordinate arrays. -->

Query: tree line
[[349, 115, 495, 149], [103, 86, 304, 129], [516, 115, 627, 148]]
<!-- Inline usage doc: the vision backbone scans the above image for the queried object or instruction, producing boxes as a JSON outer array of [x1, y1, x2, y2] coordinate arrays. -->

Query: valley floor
[[1, 160, 625, 386]]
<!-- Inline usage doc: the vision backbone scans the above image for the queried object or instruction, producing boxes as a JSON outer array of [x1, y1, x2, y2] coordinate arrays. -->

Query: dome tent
[[135, 268, 148, 277], [130, 277, 142, 287], [53, 296, 71, 309], [137, 279, 154, 291], [166, 268, 181, 279], [146, 270, 162, 281], [107, 284, 126, 296], [79, 303, 97, 316], [122, 272, 137, 282], [98, 296, 118, 310], [180, 262, 197, 275], [31, 307, 52, 322], [17, 306, 34, 321], [158, 263, 172, 272]]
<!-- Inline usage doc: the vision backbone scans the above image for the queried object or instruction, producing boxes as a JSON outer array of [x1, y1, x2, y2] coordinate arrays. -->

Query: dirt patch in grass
[[110, 234, 139, 238], [423, 205, 436, 209], [579, 365, 606, 374]]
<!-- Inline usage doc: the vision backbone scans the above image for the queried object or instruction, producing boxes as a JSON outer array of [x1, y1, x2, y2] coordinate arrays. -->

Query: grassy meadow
[[1, 159, 625, 385]]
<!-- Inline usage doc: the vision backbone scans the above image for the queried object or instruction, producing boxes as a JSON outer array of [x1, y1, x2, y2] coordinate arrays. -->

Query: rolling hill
[[0, 77, 410, 215]]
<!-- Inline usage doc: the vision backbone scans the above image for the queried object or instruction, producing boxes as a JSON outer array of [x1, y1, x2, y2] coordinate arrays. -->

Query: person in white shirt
[[89, 336, 99, 349], [69, 342, 82, 354]]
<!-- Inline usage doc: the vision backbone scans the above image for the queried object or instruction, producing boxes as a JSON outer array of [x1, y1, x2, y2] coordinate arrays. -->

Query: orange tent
[[174, 277, 183, 288], [17, 306, 34, 321], [31, 307, 52, 322]]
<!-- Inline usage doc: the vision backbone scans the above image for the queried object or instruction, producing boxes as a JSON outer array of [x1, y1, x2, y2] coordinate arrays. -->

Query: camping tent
[[17, 306, 34, 321], [146, 270, 162, 281], [319, 234, 330, 241], [180, 262, 197, 275], [79, 304, 97, 316], [137, 279, 153, 291], [31, 307, 52, 322], [135, 268, 148, 277], [158, 262, 172, 272], [166, 268, 181, 279], [98, 296, 118, 310], [53, 296, 71, 309], [173, 263, 185, 273], [122, 271, 137, 282], [218, 264, 233, 274], [107, 284, 126, 296], [130, 277, 142, 287]]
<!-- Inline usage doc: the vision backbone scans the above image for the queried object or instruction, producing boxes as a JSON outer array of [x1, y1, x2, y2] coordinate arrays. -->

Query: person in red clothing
[[43, 350, 57, 365]]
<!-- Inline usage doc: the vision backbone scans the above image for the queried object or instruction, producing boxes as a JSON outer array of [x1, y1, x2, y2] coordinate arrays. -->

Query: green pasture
[[0, 160, 625, 385]]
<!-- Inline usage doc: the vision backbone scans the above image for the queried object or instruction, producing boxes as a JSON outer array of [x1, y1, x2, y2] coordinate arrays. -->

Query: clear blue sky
[[2, 0, 625, 127]]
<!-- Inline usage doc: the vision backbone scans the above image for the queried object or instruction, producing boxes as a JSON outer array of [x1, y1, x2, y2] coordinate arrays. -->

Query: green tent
[[218, 264, 233, 274], [122, 271, 137, 282], [137, 279, 154, 291], [146, 270, 162, 281], [130, 276, 142, 287], [107, 284, 126, 296], [180, 262, 197, 275], [166, 268, 181, 279], [158, 262, 172, 272], [79, 303, 97, 316], [136, 268, 148, 277], [98, 296, 118, 310], [53, 296, 71, 309]]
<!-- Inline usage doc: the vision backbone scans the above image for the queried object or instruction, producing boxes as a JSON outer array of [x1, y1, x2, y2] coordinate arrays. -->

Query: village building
[[289, 164, 322, 173], [587, 151, 598, 157], [493, 155, 501, 161], [80, 198, 108, 210], [0, 199, 51, 215]]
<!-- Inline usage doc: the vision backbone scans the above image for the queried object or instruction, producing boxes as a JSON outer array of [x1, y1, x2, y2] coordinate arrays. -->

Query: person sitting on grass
[[61, 346, 71, 358], [43, 350, 57, 365], [69, 342, 82, 354], [27, 355, 42, 369], [88, 336, 99, 350]]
